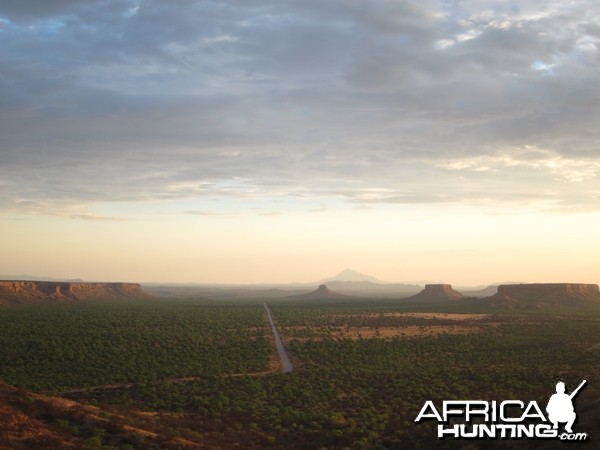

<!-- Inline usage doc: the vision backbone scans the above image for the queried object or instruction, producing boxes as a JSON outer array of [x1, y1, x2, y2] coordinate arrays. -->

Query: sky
[[1, 0, 599, 285]]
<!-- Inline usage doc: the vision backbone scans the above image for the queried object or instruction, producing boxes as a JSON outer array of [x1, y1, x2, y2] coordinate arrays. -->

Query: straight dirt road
[[263, 303, 293, 373]]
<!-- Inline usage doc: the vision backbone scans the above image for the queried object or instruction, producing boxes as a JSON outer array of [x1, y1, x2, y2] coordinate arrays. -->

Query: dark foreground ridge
[[0, 379, 200, 448], [0, 280, 148, 305]]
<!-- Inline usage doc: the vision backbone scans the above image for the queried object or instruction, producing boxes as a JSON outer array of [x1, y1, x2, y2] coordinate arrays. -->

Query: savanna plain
[[0, 298, 599, 449]]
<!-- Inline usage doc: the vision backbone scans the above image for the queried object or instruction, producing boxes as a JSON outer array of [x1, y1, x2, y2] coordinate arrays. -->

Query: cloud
[[0, 0, 599, 217], [0, 0, 86, 22]]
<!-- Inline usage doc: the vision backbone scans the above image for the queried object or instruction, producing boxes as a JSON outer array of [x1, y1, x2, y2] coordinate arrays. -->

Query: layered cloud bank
[[1, 0, 599, 217], [1, 1, 599, 283]]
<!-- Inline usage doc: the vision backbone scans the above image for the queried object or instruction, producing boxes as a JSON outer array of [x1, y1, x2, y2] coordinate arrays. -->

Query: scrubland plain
[[0, 298, 599, 448]]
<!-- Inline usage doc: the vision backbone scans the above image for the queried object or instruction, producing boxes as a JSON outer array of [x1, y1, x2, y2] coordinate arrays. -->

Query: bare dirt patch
[[335, 325, 486, 340], [353, 312, 491, 321], [281, 313, 498, 342]]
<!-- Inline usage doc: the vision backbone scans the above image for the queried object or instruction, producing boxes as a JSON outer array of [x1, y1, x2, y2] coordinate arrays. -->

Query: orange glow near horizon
[[3, 205, 599, 286]]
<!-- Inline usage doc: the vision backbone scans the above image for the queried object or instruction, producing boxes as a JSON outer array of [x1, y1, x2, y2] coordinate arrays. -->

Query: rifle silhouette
[[569, 380, 587, 400]]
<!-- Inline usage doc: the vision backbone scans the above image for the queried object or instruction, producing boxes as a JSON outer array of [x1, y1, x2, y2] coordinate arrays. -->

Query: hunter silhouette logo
[[415, 380, 589, 441], [547, 380, 586, 434]]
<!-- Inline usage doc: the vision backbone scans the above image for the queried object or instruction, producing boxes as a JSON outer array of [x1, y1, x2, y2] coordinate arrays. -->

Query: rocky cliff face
[[0, 281, 148, 305], [488, 283, 600, 306], [405, 284, 465, 302]]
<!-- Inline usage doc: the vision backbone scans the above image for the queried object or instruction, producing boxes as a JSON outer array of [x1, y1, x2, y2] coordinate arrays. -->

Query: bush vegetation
[[1, 299, 598, 448]]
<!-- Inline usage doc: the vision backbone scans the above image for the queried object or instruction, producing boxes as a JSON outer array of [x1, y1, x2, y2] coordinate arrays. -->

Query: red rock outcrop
[[487, 283, 600, 306], [0, 379, 192, 448], [0, 281, 148, 305], [404, 284, 465, 302]]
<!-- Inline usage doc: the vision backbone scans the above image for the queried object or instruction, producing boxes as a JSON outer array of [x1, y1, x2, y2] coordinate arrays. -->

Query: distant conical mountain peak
[[320, 269, 382, 283]]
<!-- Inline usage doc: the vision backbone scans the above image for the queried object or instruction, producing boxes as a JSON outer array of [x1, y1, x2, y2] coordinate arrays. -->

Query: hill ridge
[[287, 284, 354, 300]]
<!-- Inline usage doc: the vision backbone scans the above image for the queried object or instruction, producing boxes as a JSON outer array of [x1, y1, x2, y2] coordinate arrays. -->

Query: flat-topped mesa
[[405, 284, 465, 302], [0, 281, 148, 305], [489, 283, 600, 305]]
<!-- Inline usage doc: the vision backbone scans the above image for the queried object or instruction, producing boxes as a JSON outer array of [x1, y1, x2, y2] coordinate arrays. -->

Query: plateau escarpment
[[0, 281, 148, 305], [404, 284, 465, 302], [487, 283, 600, 306]]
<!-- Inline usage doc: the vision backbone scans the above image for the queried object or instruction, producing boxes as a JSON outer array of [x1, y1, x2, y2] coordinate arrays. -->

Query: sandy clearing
[[283, 325, 483, 342], [343, 312, 491, 320]]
